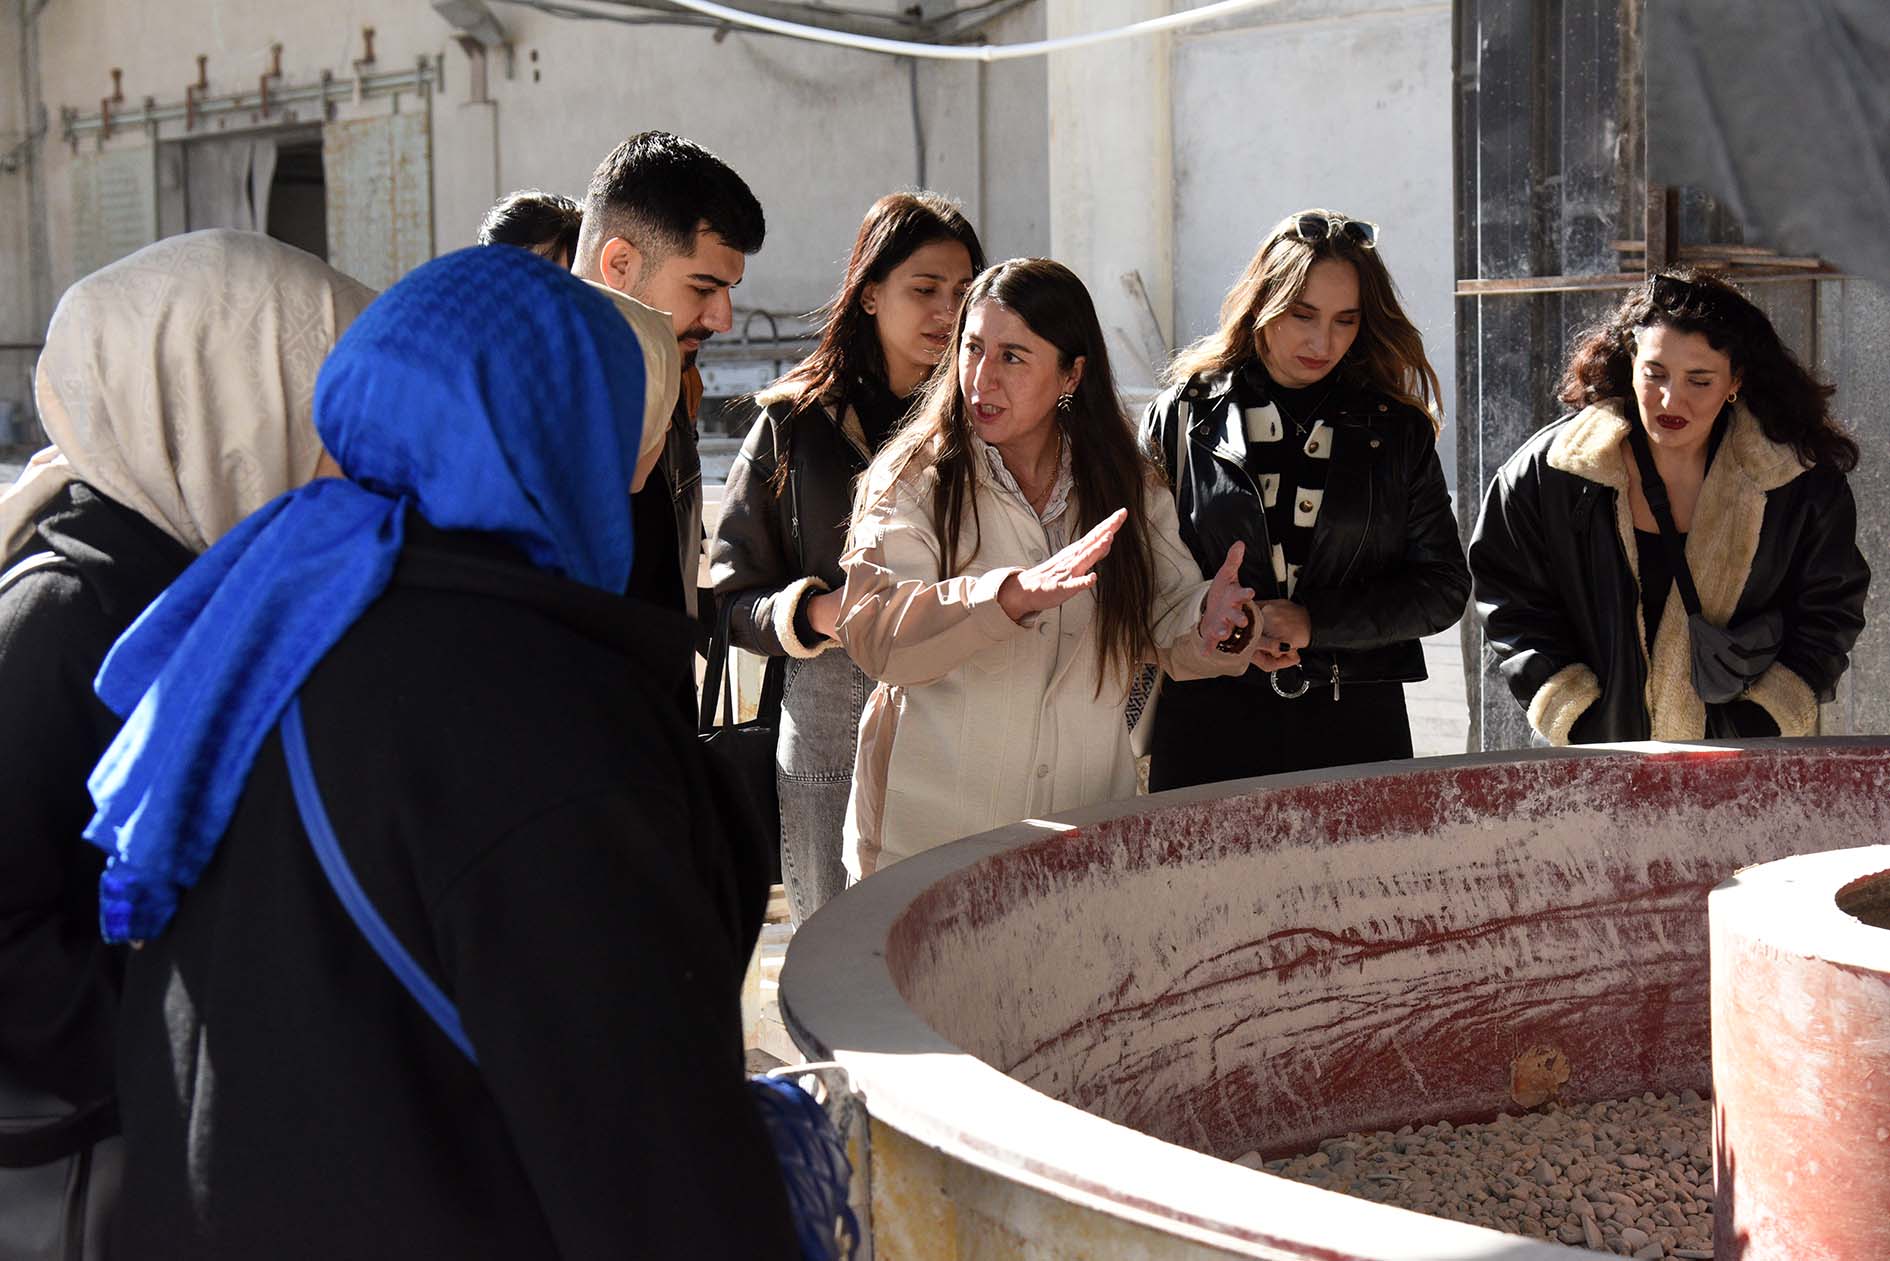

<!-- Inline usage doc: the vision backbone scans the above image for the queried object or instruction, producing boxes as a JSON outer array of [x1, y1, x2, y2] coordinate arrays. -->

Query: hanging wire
[[659, 0, 1279, 60], [498, 0, 1279, 60]]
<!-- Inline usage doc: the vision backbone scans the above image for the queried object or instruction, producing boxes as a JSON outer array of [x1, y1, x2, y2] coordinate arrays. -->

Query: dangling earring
[[1056, 391, 1075, 414]]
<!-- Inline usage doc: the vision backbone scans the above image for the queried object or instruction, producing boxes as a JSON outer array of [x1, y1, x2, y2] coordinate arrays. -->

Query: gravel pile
[[1244, 1091, 1714, 1258]]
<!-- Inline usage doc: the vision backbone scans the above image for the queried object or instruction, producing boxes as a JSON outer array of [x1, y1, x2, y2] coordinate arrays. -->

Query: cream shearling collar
[[1543, 399, 1813, 740], [1545, 399, 1805, 495]]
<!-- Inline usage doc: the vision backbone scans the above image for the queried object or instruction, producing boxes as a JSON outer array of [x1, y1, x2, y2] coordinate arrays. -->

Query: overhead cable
[[657, 0, 1280, 61]]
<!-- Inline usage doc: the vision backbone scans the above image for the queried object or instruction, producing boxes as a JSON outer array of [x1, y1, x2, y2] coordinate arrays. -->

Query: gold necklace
[[1020, 431, 1063, 515], [1273, 381, 1339, 440]]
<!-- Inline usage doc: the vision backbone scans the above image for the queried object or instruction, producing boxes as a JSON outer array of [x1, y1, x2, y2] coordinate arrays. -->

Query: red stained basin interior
[[882, 744, 1890, 1160]]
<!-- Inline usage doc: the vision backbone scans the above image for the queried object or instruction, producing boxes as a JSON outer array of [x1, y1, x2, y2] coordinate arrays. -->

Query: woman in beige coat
[[837, 259, 1262, 878]]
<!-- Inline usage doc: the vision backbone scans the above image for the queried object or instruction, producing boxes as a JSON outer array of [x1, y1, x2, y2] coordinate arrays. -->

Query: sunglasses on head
[[1288, 212, 1379, 250], [1649, 273, 1744, 326]]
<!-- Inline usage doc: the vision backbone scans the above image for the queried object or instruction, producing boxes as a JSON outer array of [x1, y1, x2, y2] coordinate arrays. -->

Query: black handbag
[[1626, 423, 1784, 705], [698, 598, 785, 885]]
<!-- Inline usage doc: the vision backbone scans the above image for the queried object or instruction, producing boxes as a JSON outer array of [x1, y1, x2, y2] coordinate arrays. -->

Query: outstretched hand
[[998, 508, 1127, 623], [1198, 541, 1256, 654]]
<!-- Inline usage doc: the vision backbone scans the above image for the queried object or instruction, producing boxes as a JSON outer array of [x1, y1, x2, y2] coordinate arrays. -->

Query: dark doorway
[[267, 139, 327, 261]]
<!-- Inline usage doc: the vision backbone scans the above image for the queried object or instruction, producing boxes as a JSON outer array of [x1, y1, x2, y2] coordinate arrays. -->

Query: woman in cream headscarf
[[0, 229, 370, 1260]]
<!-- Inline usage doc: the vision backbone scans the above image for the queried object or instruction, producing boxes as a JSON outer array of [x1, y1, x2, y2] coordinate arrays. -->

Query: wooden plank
[[1458, 266, 1840, 296], [1644, 181, 1673, 271]]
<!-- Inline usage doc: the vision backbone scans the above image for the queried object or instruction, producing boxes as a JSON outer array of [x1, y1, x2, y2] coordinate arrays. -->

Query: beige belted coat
[[836, 449, 1256, 878]]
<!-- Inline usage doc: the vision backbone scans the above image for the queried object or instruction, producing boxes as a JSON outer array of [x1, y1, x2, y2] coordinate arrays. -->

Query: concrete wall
[[3, 0, 1052, 426], [9, 0, 1453, 428], [1, 5, 43, 440], [1, 9, 28, 343], [1045, 0, 1176, 393], [1823, 277, 1890, 736], [1171, 0, 1455, 478], [1042, 0, 1457, 479]]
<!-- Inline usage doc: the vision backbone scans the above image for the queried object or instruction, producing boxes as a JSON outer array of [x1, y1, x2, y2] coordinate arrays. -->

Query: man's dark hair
[[476, 189, 583, 267], [577, 131, 765, 276]]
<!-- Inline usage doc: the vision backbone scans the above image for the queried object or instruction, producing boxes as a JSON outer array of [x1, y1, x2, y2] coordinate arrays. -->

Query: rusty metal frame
[[63, 60, 438, 146]]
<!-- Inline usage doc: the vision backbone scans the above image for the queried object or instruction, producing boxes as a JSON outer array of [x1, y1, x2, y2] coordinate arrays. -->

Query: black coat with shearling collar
[[1468, 401, 1869, 744]]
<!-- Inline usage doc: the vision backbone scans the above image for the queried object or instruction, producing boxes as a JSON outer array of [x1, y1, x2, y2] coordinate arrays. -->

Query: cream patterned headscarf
[[0, 229, 375, 561], [582, 280, 681, 470]]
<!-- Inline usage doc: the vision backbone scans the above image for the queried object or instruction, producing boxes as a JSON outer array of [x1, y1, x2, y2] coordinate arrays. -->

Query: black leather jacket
[[709, 396, 870, 657], [1141, 369, 1470, 687], [658, 392, 705, 621], [1469, 407, 1869, 742]]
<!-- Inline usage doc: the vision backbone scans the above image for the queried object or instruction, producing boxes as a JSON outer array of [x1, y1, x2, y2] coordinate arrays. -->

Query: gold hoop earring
[[1727, 390, 1739, 403]]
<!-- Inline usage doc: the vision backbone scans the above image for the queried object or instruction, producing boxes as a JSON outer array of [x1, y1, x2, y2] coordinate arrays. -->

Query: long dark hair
[[1558, 267, 1857, 472], [1167, 208, 1442, 430], [477, 189, 582, 267], [757, 191, 984, 414], [861, 258, 1160, 692]]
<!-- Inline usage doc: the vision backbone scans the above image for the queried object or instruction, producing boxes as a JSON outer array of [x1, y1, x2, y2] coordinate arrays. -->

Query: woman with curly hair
[[1140, 209, 1469, 789], [1469, 268, 1869, 744]]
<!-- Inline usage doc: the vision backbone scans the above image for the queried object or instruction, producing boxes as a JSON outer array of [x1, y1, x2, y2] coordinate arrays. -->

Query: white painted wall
[[1170, 0, 1457, 481], [0, 11, 28, 343], [5, 0, 1051, 364], [1, 11, 41, 441], [1046, 0, 1176, 393], [6, 0, 1455, 470]]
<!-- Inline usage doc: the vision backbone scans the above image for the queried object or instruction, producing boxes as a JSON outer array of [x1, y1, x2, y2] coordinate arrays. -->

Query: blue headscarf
[[85, 246, 651, 942]]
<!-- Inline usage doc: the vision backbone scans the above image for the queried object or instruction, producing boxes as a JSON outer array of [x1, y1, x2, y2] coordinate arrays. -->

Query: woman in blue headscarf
[[89, 246, 797, 1258]]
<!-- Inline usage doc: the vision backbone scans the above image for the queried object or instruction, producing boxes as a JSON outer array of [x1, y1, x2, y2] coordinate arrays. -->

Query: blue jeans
[[776, 649, 868, 925]]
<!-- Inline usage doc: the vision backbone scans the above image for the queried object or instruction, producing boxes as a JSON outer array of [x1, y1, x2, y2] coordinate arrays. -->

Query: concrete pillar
[[1044, 0, 1173, 396], [431, 97, 499, 255]]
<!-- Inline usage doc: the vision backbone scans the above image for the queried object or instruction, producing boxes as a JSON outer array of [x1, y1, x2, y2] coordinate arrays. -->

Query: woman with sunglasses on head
[[1469, 269, 1868, 744], [710, 192, 983, 922], [838, 258, 1262, 877], [1140, 210, 1469, 790]]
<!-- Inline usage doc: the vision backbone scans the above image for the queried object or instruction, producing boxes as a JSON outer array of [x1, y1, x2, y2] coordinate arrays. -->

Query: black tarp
[[1648, 0, 1890, 286]]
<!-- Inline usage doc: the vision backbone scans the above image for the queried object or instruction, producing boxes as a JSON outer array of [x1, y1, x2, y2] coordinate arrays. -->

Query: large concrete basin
[[780, 739, 1890, 1259]]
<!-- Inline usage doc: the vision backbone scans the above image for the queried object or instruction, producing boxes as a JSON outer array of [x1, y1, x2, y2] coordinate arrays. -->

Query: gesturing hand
[[1198, 541, 1256, 653], [998, 508, 1126, 624]]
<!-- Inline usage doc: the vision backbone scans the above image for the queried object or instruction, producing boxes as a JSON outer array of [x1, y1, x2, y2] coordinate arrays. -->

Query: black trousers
[[1146, 670, 1413, 792]]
